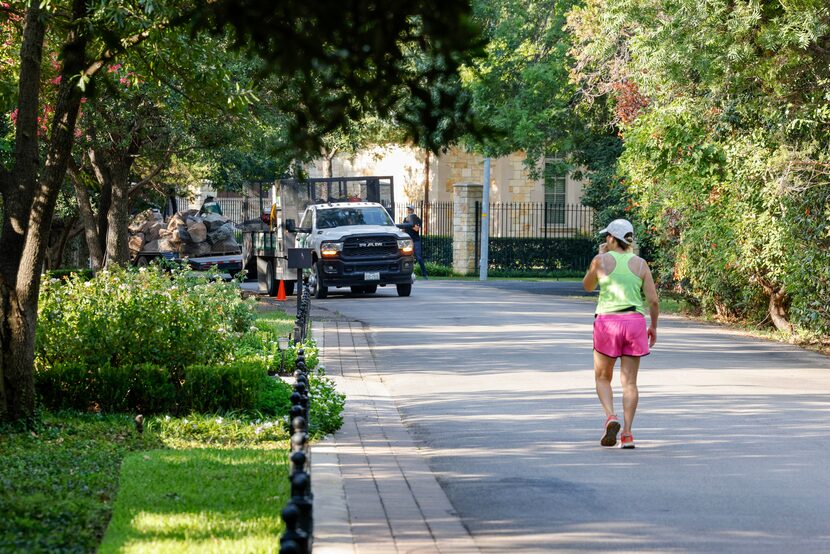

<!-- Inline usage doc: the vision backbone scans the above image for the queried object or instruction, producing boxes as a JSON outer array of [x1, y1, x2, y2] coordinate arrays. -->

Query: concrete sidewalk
[[311, 320, 480, 554]]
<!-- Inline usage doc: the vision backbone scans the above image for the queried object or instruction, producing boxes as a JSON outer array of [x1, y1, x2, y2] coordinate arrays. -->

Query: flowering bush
[[36, 265, 256, 371]]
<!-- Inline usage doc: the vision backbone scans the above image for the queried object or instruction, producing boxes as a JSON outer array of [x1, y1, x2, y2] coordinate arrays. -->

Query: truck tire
[[265, 260, 278, 296], [310, 262, 328, 299], [396, 283, 412, 297], [136, 256, 151, 268], [241, 235, 257, 280], [285, 280, 296, 296]]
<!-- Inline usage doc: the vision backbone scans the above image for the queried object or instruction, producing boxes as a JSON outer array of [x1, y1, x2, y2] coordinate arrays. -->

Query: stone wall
[[452, 183, 483, 275]]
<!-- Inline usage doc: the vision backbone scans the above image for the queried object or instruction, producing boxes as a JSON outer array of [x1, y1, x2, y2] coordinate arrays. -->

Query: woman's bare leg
[[594, 350, 617, 417], [620, 355, 641, 434]]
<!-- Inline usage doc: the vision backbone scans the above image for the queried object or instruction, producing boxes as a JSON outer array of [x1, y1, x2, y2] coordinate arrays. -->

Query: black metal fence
[[280, 281, 314, 554], [477, 202, 594, 239], [475, 202, 596, 273], [391, 201, 453, 266]]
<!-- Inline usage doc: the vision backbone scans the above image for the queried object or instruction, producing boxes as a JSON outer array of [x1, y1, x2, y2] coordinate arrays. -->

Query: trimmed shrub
[[257, 377, 293, 417], [422, 235, 452, 266], [35, 362, 176, 413], [415, 262, 456, 277], [487, 237, 595, 272], [180, 360, 269, 414]]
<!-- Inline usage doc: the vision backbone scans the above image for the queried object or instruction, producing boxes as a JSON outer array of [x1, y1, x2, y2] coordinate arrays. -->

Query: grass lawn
[[253, 300, 296, 338], [0, 413, 291, 554], [98, 447, 288, 554]]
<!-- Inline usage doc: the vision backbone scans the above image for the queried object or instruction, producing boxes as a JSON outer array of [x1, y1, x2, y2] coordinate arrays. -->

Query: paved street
[[311, 279, 830, 553]]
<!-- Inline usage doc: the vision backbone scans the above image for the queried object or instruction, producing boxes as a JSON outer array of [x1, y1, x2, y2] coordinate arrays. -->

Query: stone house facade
[[304, 144, 586, 206]]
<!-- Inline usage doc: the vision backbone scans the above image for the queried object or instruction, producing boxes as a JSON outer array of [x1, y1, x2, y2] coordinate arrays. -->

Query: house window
[[544, 158, 566, 225]]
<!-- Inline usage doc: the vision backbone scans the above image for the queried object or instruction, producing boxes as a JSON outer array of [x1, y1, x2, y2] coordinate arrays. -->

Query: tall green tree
[[462, 0, 623, 226], [568, 0, 830, 335], [0, 0, 483, 423]]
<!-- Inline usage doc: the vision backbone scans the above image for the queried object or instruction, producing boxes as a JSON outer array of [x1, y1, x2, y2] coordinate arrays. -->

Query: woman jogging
[[582, 219, 659, 449]]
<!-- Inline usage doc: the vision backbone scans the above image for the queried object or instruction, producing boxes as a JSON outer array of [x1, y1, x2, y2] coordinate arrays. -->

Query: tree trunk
[[0, 281, 36, 423], [104, 140, 138, 268], [1, 0, 88, 422], [69, 165, 105, 271], [768, 287, 793, 334], [758, 276, 793, 334], [89, 148, 112, 256], [105, 174, 131, 267], [321, 146, 337, 178], [44, 215, 79, 270], [0, 4, 46, 422]]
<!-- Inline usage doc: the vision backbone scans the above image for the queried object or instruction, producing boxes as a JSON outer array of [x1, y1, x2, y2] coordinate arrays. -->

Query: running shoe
[[620, 432, 635, 449], [601, 415, 620, 447]]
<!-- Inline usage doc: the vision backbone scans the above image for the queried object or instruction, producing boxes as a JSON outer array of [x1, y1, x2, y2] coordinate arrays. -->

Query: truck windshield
[[316, 207, 394, 229]]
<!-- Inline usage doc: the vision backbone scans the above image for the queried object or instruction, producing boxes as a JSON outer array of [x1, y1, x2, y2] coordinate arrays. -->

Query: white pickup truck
[[289, 202, 415, 298]]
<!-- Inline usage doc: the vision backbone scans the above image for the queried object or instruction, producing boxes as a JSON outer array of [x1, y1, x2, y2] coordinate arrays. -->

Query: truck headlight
[[321, 241, 343, 258], [397, 239, 413, 254]]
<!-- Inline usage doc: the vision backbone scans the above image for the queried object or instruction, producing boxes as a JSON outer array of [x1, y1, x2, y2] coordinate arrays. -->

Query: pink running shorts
[[593, 312, 650, 358]]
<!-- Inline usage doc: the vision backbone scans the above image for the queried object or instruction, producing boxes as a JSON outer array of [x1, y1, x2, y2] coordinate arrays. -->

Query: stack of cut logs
[[128, 209, 241, 259]]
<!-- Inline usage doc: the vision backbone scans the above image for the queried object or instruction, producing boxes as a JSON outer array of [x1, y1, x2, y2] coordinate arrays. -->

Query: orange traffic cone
[[276, 279, 287, 301]]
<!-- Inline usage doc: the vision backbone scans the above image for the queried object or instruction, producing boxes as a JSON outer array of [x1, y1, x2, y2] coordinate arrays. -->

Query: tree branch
[[80, 7, 202, 80], [128, 143, 177, 197]]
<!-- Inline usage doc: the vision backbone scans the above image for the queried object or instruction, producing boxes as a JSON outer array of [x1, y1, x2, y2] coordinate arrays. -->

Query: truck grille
[[342, 235, 398, 258]]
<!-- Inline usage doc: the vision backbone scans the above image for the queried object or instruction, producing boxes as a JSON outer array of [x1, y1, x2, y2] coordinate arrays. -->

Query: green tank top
[[596, 251, 646, 315]]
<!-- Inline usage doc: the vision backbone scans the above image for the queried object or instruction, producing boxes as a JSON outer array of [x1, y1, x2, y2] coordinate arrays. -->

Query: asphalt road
[[310, 279, 830, 553]]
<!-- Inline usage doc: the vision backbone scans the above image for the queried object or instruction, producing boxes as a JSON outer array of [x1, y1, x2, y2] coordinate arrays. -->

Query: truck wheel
[[285, 280, 296, 296], [364, 284, 378, 294], [310, 262, 328, 299], [265, 260, 278, 296], [396, 284, 412, 297], [136, 256, 150, 268], [241, 235, 257, 280]]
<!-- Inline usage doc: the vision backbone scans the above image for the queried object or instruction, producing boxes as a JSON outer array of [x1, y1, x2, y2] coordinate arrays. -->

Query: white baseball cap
[[599, 219, 634, 244]]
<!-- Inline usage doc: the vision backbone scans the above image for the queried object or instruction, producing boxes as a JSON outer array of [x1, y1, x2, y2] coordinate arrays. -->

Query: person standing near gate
[[582, 219, 658, 449], [399, 204, 428, 279]]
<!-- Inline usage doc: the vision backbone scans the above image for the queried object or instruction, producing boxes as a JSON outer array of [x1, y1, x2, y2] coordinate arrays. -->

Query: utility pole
[[479, 157, 491, 280]]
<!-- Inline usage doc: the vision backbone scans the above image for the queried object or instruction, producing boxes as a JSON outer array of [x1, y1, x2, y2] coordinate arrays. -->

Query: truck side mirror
[[285, 219, 296, 232]]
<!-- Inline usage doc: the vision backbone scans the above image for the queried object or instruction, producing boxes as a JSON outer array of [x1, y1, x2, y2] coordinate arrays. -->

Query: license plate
[[364, 271, 380, 281]]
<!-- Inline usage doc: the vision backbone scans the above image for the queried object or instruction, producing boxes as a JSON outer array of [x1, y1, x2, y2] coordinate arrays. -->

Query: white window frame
[[543, 157, 567, 226]]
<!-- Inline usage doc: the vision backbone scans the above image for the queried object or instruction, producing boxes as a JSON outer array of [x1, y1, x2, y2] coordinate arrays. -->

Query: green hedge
[[35, 360, 292, 416], [422, 235, 452, 266], [486, 237, 594, 272], [36, 362, 176, 413]]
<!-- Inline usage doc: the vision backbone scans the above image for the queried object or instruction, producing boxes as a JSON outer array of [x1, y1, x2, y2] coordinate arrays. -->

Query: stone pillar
[[452, 183, 483, 275]]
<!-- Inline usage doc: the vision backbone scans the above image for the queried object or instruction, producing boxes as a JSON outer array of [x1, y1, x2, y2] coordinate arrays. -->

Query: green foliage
[[36, 362, 176, 414], [416, 261, 457, 277], [0, 413, 162, 554], [569, 0, 830, 336], [149, 413, 290, 446], [36, 265, 256, 371], [308, 368, 346, 438], [179, 361, 292, 416], [44, 268, 94, 281], [0, 411, 291, 554], [422, 235, 453, 266], [487, 237, 595, 272]]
